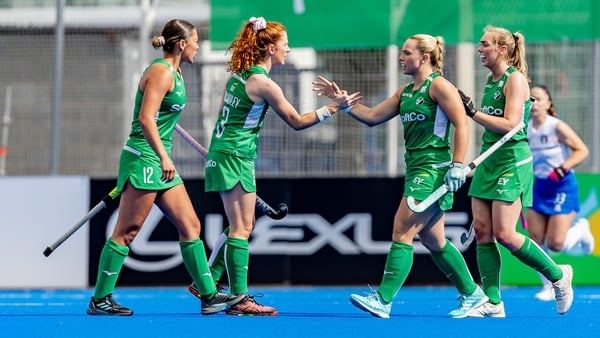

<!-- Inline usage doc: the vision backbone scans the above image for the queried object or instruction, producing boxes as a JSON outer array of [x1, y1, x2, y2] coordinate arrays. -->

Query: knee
[[474, 223, 494, 242], [528, 232, 545, 245], [190, 219, 201, 234], [545, 239, 564, 252], [392, 225, 419, 244], [419, 232, 445, 252], [494, 228, 518, 247], [230, 225, 253, 239], [180, 218, 201, 239], [113, 225, 141, 246]]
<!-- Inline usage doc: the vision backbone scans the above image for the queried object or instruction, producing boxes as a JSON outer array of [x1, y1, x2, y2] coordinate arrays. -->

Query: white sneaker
[[552, 264, 574, 315], [577, 219, 595, 255], [467, 301, 506, 318], [349, 290, 391, 319], [448, 286, 489, 318], [534, 283, 555, 301]]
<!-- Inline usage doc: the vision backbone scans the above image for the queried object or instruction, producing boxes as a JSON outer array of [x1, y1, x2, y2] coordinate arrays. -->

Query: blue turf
[[0, 286, 597, 338]]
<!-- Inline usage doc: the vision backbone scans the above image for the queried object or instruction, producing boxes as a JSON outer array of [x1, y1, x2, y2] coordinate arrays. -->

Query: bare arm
[[138, 64, 176, 181], [313, 75, 399, 127], [470, 72, 530, 133], [556, 120, 589, 170], [346, 91, 403, 127], [247, 74, 361, 130]]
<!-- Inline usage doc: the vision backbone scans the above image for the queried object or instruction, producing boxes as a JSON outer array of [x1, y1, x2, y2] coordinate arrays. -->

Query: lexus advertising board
[[89, 178, 475, 286]]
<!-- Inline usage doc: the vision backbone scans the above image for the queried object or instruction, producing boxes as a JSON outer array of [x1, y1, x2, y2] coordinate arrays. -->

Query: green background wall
[[501, 173, 600, 285], [210, 0, 600, 49]]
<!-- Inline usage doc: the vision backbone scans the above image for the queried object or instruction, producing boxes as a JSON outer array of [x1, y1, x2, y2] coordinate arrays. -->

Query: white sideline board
[[0, 176, 89, 288]]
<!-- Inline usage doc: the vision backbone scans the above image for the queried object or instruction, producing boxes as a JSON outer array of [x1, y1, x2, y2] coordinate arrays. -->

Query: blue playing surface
[[1, 286, 597, 338]]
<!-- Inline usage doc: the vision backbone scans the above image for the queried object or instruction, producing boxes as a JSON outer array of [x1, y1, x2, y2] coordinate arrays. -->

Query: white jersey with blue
[[528, 115, 569, 179], [528, 115, 579, 215]]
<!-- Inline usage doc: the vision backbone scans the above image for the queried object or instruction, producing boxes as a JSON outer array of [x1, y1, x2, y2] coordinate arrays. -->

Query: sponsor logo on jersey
[[481, 105, 504, 116], [401, 112, 426, 123]]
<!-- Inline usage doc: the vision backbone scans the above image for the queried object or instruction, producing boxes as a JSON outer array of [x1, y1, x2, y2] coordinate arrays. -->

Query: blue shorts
[[530, 172, 579, 215]]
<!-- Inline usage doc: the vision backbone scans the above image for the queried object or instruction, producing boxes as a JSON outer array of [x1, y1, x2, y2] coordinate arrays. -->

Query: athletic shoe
[[86, 294, 133, 316], [577, 218, 595, 255], [448, 285, 489, 318], [201, 292, 245, 315], [226, 294, 278, 316], [188, 282, 227, 299], [349, 291, 391, 319], [467, 301, 506, 318], [534, 282, 555, 301], [552, 264, 574, 315]]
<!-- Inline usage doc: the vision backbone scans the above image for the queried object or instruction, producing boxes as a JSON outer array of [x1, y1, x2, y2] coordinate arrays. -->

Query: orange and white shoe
[[226, 294, 278, 316]]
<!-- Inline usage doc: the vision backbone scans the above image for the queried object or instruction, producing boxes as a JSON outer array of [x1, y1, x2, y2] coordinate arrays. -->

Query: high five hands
[[313, 75, 362, 112]]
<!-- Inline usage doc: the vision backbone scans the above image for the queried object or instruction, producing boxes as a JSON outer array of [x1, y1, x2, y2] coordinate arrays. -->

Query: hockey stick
[[174, 124, 288, 220], [43, 186, 120, 257], [519, 210, 528, 229], [43, 126, 288, 257], [460, 220, 475, 246], [407, 121, 525, 213]]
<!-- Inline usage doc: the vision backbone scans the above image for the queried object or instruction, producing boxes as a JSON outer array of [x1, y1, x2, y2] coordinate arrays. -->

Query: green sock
[[378, 242, 413, 303], [430, 239, 477, 294], [225, 237, 249, 295], [209, 227, 230, 283], [476, 243, 502, 304], [93, 238, 129, 300], [180, 239, 217, 298], [511, 236, 562, 282]]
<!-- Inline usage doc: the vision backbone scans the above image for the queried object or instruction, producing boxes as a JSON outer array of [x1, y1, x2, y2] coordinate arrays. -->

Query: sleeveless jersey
[[528, 115, 569, 178], [128, 58, 186, 143], [117, 58, 186, 192], [469, 67, 533, 204], [479, 67, 530, 145], [208, 66, 270, 159], [400, 73, 451, 151], [401, 73, 454, 210]]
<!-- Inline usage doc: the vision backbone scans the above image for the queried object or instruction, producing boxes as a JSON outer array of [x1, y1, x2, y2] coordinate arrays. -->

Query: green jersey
[[208, 65, 270, 159], [400, 73, 452, 152], [128, 58, 187, 142], [469, 67, 533, 204], [117, 58, 186, 192], [401, 73, 454, 210], [479, 67, 530, 145]]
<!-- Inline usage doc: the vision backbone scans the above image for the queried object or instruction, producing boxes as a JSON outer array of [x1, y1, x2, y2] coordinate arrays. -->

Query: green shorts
[[404, 148, 453, 211], [204, 150, 256, 193], [116, 143, 183, 193], [468, 141, 533, 206]]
